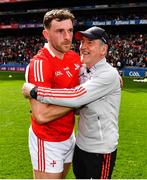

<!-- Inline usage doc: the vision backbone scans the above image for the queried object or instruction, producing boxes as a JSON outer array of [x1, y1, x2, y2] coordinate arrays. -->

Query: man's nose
[[64, 31, 71, 40], [80, 42, 87, 50]]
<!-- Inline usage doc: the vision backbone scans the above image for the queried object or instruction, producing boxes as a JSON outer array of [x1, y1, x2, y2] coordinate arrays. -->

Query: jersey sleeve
[[37, 70, 121, 107], [26, 58, 53, 87]]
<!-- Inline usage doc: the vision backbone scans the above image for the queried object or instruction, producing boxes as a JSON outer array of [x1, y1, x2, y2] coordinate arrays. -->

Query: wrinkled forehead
[[80, 36, 102, 45], [50, 19, 73, 28]]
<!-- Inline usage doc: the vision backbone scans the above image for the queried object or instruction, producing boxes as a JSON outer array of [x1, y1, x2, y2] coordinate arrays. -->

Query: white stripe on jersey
[[34, 60, 37, 82], [40, 60, 44, 82], [34, 60, 44, 82], [36, 60, 40, 82], [25, 64, 30, 83]]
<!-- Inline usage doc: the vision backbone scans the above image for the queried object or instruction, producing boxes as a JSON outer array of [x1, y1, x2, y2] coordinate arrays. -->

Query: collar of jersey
[[44, 43, 55, 57]]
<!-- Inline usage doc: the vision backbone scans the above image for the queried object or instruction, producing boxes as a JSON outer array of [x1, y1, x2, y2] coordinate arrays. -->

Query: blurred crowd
[[0, 13, 147, 26], [0, 33, 147, 69], [107, 33, 147, 69], [79, 13, 147, 21], [0, 35, 45, 65]]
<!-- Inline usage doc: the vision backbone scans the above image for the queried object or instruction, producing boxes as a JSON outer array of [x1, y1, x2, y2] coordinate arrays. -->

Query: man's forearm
[[30, 99, 73, 124]]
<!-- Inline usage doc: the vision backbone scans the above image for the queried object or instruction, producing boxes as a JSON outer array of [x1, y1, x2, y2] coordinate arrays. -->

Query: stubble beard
[[54, 42, 71, 54]]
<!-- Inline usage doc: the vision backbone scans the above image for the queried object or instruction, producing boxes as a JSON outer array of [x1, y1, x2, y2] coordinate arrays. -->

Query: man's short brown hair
[[43, 9, 75, 29]]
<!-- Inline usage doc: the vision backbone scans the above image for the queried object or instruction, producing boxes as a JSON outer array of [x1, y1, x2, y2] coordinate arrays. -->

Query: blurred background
[[0, 0, 147, 179], [0, 0, 147, 73]]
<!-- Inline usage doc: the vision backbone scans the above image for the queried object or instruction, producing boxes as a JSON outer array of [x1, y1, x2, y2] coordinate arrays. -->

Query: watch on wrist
[[30, 86, 38, 99]]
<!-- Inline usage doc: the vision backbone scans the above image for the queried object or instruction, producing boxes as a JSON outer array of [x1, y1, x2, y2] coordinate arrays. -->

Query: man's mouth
[[81, 51, 90, 56]]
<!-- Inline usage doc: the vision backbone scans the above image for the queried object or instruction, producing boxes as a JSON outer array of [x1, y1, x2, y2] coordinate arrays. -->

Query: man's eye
[[69, 29, 73, 33], [88, 41, 93, 45], [58, 29, 64, 33]]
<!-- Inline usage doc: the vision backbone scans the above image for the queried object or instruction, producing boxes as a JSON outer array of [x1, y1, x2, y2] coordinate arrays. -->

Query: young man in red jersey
[[25, 9, 81, 179]]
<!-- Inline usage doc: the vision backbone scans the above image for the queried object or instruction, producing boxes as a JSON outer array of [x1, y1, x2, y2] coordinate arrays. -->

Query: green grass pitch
[[0, 71, 147, 178]]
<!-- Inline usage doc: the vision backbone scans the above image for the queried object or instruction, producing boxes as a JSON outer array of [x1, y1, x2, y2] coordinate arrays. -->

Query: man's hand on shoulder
[[22, 83, 36, 99]]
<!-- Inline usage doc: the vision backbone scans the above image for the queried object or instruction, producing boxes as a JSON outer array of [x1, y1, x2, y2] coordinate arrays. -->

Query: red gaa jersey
[[26, 44, 81, 141]]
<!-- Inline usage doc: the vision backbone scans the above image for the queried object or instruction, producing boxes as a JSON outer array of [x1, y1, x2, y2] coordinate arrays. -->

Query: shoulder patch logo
[[74, 63, 80, 70], [55, 71, 63, 76]]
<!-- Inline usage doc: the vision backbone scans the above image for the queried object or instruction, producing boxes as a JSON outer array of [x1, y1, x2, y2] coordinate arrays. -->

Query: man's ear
[[42, 29, 49, 41], [101, 44, 108, 56]]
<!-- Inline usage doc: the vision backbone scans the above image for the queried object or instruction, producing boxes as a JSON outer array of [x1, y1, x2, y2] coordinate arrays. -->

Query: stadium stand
[[0, 0, 147, 74]]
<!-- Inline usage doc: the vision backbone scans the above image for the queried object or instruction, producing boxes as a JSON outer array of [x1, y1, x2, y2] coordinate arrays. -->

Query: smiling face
[[43, 19, 73, 58], [79, 36, 108, 68]]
